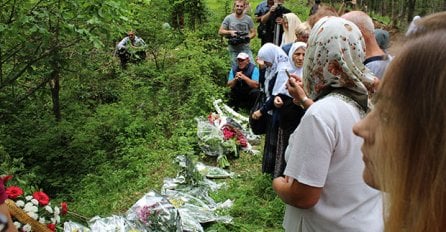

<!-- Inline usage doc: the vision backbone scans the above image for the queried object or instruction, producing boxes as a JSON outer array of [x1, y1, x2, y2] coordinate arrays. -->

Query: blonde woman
[[353, 24, 446, 232]]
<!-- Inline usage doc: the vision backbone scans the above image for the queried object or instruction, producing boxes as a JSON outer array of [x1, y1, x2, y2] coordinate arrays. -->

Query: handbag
[[249, 90, 267, 135]]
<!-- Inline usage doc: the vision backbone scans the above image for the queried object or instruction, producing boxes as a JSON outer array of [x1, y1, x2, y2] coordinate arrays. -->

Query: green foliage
[[0, 0, 288, 231]]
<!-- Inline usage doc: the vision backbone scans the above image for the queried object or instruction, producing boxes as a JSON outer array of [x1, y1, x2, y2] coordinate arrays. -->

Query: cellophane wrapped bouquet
[[196, 99, 259, 168]]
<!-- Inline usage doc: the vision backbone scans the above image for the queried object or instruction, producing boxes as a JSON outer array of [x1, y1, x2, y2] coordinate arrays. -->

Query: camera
[[228, 31, 250, 46]]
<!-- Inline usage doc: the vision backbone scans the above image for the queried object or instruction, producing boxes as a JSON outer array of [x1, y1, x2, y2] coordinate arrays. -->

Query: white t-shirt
[[283, 95, 383, 232]]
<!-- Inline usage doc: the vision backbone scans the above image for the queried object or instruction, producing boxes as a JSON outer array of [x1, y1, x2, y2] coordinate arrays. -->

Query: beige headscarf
[[303, 17, 377, 111], [281, 13, 302, 46]]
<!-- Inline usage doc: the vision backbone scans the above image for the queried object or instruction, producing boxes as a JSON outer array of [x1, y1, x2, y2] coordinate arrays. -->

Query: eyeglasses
[[237, 58, 248, 62]]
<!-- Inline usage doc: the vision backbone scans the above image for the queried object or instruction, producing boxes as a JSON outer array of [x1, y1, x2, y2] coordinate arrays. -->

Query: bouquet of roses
[[2, 175, 68, 232]]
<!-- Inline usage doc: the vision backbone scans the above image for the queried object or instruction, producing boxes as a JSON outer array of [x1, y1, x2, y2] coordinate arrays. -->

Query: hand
[[256, 58, 265, 69], [229, 30, 238, 37], [286, 74, 306, 100], [236, 71, 244, 81], [276, 17, 284, 24], [270, 4, 278, 12], [252, 110, 262, 120], [274, 96, 283, 108]]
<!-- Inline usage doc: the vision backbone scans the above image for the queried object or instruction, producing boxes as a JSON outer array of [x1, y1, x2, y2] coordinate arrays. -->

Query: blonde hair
[[374, 29, 446, 232], [295, 21, 311, 41]]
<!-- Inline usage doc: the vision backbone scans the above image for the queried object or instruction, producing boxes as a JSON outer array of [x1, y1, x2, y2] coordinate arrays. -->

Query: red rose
[[60, 202, 68, 215], [33, 191, 50, 205], [47, 223, 56, 231], [5, 186, 23, 199]]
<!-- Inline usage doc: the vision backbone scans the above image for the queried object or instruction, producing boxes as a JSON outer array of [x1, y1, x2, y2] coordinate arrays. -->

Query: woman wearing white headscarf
[[288, 42, 306, 77], [252, 43, 291, 177], [281, 13, 301, 46], [273, 17, 382, 231], [272, 41, 308, 178]]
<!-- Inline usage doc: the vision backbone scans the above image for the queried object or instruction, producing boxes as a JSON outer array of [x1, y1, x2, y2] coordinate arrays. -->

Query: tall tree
[[0, 0, 134, 120]]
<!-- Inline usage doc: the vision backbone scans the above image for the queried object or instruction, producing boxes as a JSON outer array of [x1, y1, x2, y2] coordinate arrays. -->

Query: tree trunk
[[49, 69, 61, 121], [50, 0, 62, 122], [407, 0, 416, 23]]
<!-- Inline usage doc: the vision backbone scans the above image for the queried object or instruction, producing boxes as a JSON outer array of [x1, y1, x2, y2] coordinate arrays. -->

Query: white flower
[[55, 215, 61, 223], [23, 224, 32, 232], [27, 211, 38, 220], [25, 195, 33, 201], [31, 199, 39, 205], [15, 200, 25, 207], [39, 217, 46, 224], [45, 205, 54, 213], [13, 221, 22, 229], [54, 206, 60, 215], [24, 203, 38, 213]]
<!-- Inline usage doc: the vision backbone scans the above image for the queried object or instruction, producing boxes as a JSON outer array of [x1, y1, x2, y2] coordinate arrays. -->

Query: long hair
[[375, 30, 446, 232]]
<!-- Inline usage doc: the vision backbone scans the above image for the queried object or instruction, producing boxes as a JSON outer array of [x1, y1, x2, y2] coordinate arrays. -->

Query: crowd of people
[[220, 0, 446, 231]]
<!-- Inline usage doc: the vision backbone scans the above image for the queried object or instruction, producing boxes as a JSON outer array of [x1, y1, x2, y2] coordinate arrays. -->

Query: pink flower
[[5, 186, 23, 199], [33, 191, 50, 206], [222, 127, 235, 140], [237, 137, 248, 147]]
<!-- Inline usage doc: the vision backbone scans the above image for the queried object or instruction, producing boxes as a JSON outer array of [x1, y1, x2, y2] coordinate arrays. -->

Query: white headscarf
[[257, 43, 292, 97], [288, 42, 306, 77]]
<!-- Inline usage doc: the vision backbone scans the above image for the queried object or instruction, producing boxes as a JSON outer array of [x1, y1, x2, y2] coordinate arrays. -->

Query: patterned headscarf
[[288, 42, 306, 77], [257, 43, 292, 97], [303, 17, 377, 111]]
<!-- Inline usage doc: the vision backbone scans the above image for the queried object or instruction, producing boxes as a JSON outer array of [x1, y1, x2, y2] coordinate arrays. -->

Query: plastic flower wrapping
[[125, 191, 181, 232], [2, 175, 68, 232], [196, 99, 260, 168], [62, 155, 234, 232]]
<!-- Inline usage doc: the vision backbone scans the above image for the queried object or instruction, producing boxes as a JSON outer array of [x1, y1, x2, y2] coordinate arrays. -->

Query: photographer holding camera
[[219, 0, 256, 65], [257, 0, 291, 45]]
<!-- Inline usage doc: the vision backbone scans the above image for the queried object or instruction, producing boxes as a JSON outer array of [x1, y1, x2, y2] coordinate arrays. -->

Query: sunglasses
[[237, 58, 248, 62]]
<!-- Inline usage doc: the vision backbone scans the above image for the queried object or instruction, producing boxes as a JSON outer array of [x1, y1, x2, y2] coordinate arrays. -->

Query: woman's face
[[292, 47, 305, 68], [283, 18, 289, 30], [353, 101, 389, 189]]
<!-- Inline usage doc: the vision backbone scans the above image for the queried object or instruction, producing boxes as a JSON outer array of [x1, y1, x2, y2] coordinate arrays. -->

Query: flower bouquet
[[2, 176, 68, 232], [125, 191, 181, 232], [196, 99, 258, 168]]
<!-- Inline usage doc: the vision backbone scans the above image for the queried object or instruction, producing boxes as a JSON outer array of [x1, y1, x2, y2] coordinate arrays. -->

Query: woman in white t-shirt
[[273, 17, 382, 232]]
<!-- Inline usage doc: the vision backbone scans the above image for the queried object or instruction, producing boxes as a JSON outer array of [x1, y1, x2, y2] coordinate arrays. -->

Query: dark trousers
[[117, 48, 146, 68], [228, 88, 260, 112]]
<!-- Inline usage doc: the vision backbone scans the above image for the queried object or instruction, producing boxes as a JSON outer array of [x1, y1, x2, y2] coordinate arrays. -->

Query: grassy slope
[[65, 1, 313, 231]]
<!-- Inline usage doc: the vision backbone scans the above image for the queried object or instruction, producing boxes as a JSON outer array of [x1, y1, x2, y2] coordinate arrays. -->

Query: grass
[[61, 1, 315, 231]]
